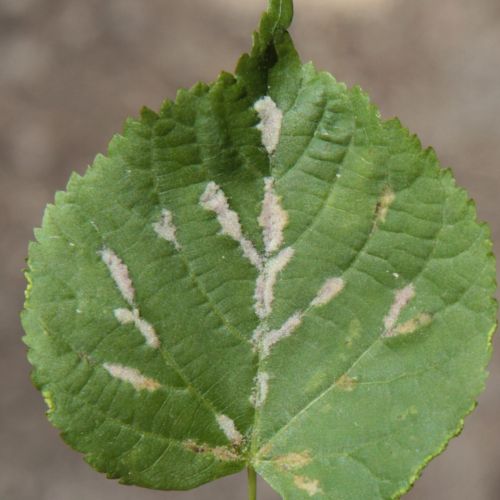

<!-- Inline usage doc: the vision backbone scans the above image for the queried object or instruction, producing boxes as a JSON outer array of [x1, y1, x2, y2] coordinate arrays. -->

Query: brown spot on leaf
[[336, 373, 357, 391]]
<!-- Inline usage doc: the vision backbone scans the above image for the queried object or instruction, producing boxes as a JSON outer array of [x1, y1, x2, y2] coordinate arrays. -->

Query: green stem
[[247, 466, 257, 500]]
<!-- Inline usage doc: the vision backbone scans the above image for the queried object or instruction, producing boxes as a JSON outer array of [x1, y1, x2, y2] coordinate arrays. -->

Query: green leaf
[[23, 0, 496, 498]]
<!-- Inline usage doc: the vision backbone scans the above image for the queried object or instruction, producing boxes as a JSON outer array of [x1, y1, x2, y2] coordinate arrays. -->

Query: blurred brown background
[[1, 0, 499, 499]]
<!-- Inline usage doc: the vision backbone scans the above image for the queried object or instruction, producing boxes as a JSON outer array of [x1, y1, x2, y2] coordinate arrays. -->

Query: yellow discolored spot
[[42, 390, 55, 414], [274, 451, 312, 471], [345, 318, 361, 348], [336, 373, 357, 391], [183, 440, 240, 462], [397, 405, 419, 421], [320, 403, 332, 415], [394, 313, 432, 336], [305, 371, 327, 395], [376, 186, 396, 224], [294, 475, 322, 496]]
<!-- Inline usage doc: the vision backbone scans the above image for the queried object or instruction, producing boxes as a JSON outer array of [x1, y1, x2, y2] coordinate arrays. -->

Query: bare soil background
[[1, 1, 499, 499]]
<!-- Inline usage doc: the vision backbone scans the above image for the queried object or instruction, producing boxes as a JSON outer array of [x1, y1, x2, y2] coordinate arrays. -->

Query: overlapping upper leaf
[[23, 0, 496, 498]]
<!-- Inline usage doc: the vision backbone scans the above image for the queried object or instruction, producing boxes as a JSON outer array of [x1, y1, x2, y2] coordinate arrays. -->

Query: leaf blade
[[23, 0, 496, 497]]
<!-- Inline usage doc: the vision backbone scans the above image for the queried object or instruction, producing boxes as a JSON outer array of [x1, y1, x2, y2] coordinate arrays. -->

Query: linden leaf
[[23, 0, 496, 498]]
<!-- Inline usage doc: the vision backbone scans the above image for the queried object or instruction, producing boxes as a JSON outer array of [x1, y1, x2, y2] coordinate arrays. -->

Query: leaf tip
[[253, 0, 295, 56], [265, 0, 294, 33]]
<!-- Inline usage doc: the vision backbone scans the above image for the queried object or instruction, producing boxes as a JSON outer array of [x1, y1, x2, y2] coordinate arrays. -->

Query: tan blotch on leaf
[[293, 475, 323, 497], [183, 440, 240, 462], [393, 313, 432, 336], [274, 451, 312, 471], [376, 186, 396, 225]]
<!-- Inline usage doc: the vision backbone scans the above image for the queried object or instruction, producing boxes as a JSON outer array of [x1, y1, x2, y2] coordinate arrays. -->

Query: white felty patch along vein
[[383, 284, 416, 337], [216, 414, 243, 445], [103, 363, 162, 392], [254, 247, 295, 320], [250, 371, 270, 408], [113, 308, 136, 324], [200, 182, 263, 270], [261, 312, 304, 358], [99, 248, 135, 306], [198, 169, 348, 409], [259, 177, 288, 255], [310, 277, 345, 307], [255, 275, 345, 357], [254, 96, 283, 155], [153, 209, 181, 250], [113, 309, 160, 349], [100, 248, 160, 348]]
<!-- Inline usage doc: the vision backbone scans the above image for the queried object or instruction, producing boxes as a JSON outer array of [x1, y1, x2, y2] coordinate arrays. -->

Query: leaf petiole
[[247, 466, 257, 500]]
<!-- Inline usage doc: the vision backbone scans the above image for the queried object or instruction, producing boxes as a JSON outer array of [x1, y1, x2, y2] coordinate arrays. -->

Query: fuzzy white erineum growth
[[153, 209, 181, 251], [200, 182, 263, 270], [258, 276, 346, 359], [254, 247, 295, 320], [199, 178, 293, 321], [250, 371, 270, 408], [99, 248, 135, 306], [113, 308, 136, 324], [383, 284, 416, 337], [310, 277, 345, 307], [196, 99, 350, 410], [254, 96, 283, 155], [114, 308, 160, 349], [100, 247, 161, 348], [216, 414, 243, 445], [103, 363, 161, 392], [199, 176, 293, 408], [199, 174, 349, 406], [261, 312, 304, 358], [259, 177, 288, 255]]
